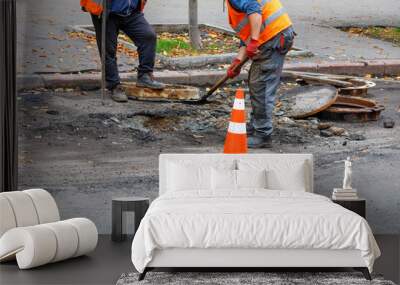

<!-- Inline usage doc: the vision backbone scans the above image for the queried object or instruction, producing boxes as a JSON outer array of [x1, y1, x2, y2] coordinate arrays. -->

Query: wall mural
[[13, 0, 400, 237]]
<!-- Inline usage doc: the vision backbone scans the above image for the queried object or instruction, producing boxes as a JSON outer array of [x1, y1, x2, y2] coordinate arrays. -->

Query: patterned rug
[[116, 272, 396, 285]]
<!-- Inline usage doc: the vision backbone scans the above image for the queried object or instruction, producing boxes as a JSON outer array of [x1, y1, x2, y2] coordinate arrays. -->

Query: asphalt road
[[17, 80, 400, 234], [17, 0, 400, 74]]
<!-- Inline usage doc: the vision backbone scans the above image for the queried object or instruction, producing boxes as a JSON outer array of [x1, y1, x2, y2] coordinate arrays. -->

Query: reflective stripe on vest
[[260, 8, 286, 31], [80, 0, 103, 16], [232, 0, 270, 33], [228, 0, 292, 45]]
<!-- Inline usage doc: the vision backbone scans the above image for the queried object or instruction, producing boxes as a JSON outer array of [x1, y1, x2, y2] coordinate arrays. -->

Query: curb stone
[[67, 24, 313, 70], [17, 74, 45, 90], [284, 59, 400, 77], [17, 59, 400, 91], [42, 73, 101, 90]]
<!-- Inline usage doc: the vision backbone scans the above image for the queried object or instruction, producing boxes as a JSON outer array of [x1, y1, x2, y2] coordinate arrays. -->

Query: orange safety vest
[[227, 0, 292, 45], [80, 0, 103, 16], [80, 0, 146, 16]]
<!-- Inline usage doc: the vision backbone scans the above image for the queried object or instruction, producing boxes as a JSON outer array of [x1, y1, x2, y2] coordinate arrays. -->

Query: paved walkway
[[17, 0, 400, 74]]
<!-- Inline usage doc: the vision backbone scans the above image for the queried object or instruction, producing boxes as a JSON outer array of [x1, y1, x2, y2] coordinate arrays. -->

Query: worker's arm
[[230, 0, 262, 58], [248, 13, 262, 41], [246, 12, 262, 58], [227, 0, 262, 78], [229, 0, 262, 39]]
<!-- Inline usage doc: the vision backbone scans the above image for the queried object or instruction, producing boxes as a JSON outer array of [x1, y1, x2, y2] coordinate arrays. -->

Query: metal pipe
[[101, 0, 107, 102]]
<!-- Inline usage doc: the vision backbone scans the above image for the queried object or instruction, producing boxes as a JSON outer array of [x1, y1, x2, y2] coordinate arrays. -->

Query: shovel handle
[[204, 57, 249, 99]]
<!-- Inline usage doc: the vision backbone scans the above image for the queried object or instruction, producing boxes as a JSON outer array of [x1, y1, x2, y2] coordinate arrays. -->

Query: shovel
[[100, 0, 107, 104], [123, 57, 249, 105], [197, 57, 249, 103]]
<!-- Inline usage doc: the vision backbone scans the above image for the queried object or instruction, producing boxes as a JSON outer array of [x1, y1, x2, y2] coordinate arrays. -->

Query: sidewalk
[[17, 59, 400, 91], [17, 0, 400, 76]]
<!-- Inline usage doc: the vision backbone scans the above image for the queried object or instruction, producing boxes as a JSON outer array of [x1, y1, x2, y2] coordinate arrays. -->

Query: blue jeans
[[91, 11, 157, 90], [248, 27, 295, 137]]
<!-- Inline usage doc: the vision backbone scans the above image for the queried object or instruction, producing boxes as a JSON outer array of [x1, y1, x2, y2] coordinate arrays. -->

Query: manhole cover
[[123, 83, 201, 102], [281, 85, 338, 119], [320, 95, 385, 122]]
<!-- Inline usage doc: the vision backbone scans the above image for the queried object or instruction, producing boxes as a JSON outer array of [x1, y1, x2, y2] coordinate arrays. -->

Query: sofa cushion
[[0, 196, 17, 237], [23, 189, 60, 224], [0, 189, 60, 238], [42, 221, 79, 262], [0, 192, 39, 227]]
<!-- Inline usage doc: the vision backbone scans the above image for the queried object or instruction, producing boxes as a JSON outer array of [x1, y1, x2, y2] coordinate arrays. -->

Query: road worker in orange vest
[[80, 0, 165, 103], [225, 0, 295, 148]]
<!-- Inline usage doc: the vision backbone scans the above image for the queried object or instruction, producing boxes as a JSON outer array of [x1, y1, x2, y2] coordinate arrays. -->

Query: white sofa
[[0, 189, 98, 269]]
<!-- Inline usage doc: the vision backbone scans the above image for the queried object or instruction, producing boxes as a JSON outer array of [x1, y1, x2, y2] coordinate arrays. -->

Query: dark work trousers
[[91, 11, 157, 90], [248, 27, 295, 137]]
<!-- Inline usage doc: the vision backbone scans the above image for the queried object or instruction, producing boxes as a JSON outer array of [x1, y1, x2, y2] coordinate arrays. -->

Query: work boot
[[246, 123, 255, 135], [136, 73, 165, 90], [109, 86, 128, 103], [248, 135, 272, 149]]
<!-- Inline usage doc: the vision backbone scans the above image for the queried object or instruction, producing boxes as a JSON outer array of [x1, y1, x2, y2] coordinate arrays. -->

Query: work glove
[[246, 39, 260, 59], [227, 58, 242, 79]]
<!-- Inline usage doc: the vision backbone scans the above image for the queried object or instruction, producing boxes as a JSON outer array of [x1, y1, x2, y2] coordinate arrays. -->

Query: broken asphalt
[[17, 80, 400, 234]]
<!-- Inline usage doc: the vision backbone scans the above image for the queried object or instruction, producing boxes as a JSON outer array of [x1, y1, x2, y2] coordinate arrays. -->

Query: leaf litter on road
[[68, 26, 240, 58]]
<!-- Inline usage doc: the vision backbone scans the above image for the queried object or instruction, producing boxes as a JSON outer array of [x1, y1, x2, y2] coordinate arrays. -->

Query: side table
[[332, 198, 366, 218], [112, 197, 149, 242]]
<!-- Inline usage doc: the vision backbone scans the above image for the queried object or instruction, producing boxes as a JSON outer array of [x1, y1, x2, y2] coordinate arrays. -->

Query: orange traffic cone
[[223, 89, 247, 154]]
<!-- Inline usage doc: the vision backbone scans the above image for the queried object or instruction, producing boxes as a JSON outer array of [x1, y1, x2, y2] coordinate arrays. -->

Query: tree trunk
[[188, 0, 202, 49]]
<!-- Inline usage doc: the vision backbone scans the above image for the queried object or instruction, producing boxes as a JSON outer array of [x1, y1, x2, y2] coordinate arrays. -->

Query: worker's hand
[[246, 39, 260, 59], [227, 58, 242, 79]]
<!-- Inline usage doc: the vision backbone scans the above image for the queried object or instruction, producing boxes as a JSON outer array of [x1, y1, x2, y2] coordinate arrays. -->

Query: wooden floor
[[0, 235, 398, 285]]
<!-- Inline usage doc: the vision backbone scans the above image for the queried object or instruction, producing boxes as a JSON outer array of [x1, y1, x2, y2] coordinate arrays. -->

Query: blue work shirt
[[110, 0, 139, 16], [228, 0, 262, 15]]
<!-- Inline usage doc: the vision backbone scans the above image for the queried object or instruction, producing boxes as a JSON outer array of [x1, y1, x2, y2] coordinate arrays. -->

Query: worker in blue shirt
[[226, 0, 295, 148], [82, 0, 165, 103]]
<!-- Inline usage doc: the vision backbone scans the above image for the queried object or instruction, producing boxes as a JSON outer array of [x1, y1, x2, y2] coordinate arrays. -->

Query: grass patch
[[70, 26, 240, 58], [343, 26, 400, 46], [156, 39, 191, 54], [120, 27, 239, 57]]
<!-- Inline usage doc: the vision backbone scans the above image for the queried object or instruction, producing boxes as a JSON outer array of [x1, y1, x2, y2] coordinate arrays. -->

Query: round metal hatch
[[280, 85, 338, 119]]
